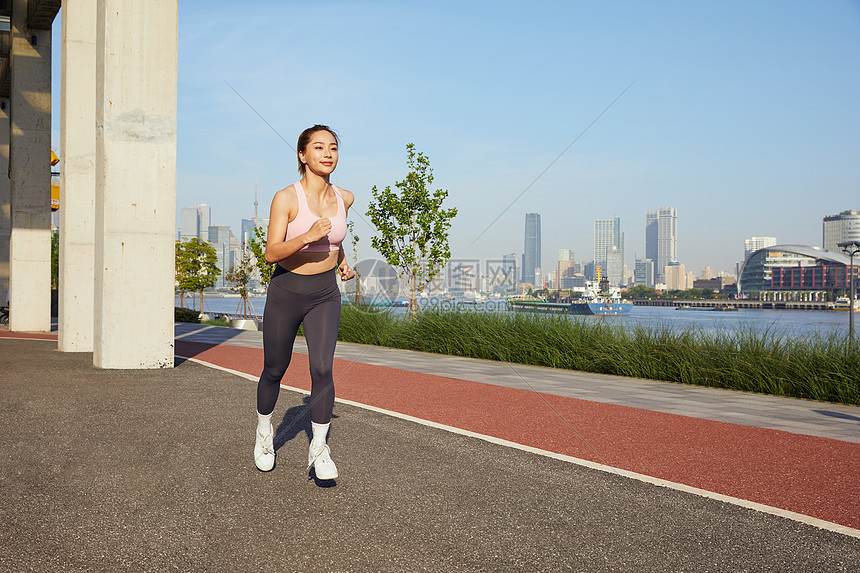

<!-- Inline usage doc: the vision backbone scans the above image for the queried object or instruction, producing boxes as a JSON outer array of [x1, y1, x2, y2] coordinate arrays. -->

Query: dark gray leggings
[[257, 265, 341, 424]]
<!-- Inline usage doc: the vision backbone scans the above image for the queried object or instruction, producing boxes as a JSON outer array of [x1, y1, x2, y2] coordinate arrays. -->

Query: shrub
[[174, 306, 200, 323]]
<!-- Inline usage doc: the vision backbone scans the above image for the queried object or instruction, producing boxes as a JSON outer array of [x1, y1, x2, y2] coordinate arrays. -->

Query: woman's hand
[[338, 261, 355, 281], [304, 218, 332, 244]]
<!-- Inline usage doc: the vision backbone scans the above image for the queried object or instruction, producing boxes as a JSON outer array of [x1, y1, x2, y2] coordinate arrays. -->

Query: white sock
[[257, 411, 273, 434], [311, 421, 330, 447]]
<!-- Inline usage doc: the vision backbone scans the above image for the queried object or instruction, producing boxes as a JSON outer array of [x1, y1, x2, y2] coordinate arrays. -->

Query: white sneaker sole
[[308, 444, 338, 480], [313, 464, 338, 480], [255, 456, 275, 472]]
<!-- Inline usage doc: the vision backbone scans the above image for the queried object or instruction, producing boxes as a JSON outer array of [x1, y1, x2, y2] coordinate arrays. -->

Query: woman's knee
[[309, 364, 333, 383], [261, 363, 290, 385]]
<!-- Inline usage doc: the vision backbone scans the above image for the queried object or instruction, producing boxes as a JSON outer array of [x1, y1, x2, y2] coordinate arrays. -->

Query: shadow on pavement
[[274, 397, 314, 449], [175, 323, 248, 344], [814, 409, 860, 424], [274, 396, 340, 488]]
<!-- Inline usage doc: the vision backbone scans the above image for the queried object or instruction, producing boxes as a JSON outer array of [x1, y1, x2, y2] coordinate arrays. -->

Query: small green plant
[[346, 220, 363, 306], [248, 226, 275, 289], [225, 245, 257, 318], [174, 306, 200, 323], [51, 231, 59, 289]]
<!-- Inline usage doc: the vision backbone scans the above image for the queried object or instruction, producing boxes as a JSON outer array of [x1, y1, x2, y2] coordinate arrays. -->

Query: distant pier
[[631, 300, 834, 311]]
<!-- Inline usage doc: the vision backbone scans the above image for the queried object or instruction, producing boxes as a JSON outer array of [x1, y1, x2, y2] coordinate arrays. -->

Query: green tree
[[51, 231, 59, 289], [225, 245, 257, 318], [346, 220, 363, 305], [627, 285, 659, 299], [367, 143, 457, 317], [175, 241, 189, 308], [175, 238, 219, 312], [248, 225, 275, 289]]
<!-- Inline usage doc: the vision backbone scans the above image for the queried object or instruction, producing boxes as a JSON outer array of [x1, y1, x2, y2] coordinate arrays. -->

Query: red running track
[[175, 340, 860, 531]]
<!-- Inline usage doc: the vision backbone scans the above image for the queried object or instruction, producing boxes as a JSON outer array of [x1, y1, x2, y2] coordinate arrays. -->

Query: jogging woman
[[254, 124, 354, 479]]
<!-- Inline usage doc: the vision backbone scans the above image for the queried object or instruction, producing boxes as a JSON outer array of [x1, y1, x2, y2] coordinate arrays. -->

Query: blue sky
[[52, 1, 860, 277]]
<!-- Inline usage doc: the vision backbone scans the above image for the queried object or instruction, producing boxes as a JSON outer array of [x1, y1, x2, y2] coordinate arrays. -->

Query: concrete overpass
[[0, 0, 178, 368]]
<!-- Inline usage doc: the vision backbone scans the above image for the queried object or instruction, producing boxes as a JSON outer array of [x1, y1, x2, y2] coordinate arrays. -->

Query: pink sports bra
[[285, 181, 347, 252]]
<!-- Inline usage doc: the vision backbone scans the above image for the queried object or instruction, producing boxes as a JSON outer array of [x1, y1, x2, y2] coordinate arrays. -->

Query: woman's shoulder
[[334, 186, 354, 207], [270, 184, 300, 215], [272, 183, 300, 203]]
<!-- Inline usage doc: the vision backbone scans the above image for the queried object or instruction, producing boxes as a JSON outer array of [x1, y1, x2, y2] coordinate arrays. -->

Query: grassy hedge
[[174, 307, 200, 323], [337, 304, 860, 405]]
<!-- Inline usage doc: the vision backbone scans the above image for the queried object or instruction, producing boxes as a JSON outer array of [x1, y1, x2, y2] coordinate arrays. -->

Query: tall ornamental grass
[[337, 305, 860, 405]]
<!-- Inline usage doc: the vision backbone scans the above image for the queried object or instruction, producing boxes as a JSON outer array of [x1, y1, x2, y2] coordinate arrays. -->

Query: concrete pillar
[[94, 0, 178, 368], [9, 0, 52, 332], [58, 0, 97, 351], [0, 97, 9, 304]]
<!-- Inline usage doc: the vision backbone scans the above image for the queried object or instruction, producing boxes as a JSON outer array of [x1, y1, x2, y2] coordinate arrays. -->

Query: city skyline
[[176, 199, 857, 290], [48, 1, 860, 277]]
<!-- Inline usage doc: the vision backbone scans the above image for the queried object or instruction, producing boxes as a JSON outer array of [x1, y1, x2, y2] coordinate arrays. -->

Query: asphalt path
[[1, 337, 859, 572]]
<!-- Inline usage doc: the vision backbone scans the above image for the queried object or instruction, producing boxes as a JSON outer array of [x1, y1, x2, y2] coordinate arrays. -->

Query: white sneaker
[[308, 442, 338, 480], [254, 423, 275, 472]]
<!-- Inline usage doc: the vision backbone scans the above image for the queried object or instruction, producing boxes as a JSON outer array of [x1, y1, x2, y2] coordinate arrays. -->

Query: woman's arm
[[264, 188, 331, 264]]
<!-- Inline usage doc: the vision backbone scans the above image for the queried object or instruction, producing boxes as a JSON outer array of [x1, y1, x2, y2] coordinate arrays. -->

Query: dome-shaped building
[[737, 244, 855, 295]]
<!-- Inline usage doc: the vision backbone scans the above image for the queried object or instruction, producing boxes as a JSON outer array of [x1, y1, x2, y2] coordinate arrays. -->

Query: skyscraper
[[523, 213, 541, 286], [823, 210, 860, 252], [502, 253, 517, 294], [208, 225, 235, 288], [180, 203, 212, 241], [557, 249, 575, 290], [594, 217, 623, 286], [634, 258, 654, 287], [241, 219, 256, 248], [645, 207, 677, 284], [180, 208, 198, 240], [665, 261, 686, 290], [242, 184, 265, 249], [606, 246, 623, 287], [744, 236, 777, 261]]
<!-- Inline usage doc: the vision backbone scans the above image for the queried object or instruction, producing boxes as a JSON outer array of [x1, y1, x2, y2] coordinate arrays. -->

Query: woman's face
[[300, 130, 338, 176]]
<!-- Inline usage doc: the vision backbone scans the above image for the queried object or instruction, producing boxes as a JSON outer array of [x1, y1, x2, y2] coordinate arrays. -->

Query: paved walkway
[[1, 325, 859, 571]]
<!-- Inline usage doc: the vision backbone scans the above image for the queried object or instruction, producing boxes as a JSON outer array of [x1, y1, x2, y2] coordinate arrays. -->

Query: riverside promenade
[[2, 323, 859, 572]]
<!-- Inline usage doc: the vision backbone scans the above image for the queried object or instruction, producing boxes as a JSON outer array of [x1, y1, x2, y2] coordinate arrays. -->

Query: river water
[[179, 294, 853, 341]]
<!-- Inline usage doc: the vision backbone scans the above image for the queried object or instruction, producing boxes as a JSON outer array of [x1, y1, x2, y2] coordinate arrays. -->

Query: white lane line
[[178, 354, 860, 540]]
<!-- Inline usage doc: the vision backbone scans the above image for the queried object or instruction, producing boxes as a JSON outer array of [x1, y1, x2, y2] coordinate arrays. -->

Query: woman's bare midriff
[[278, 250, 339, 275]]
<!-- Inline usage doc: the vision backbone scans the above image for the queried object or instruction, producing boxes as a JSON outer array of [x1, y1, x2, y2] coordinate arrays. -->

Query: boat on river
[[507, 281, 633, 316], [833, 296, 860, 310], [676, 303, 738, 312], [570, 282, 633, 315]]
